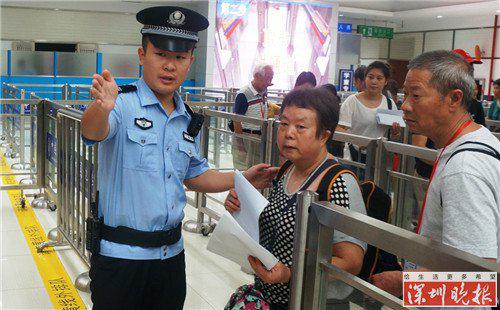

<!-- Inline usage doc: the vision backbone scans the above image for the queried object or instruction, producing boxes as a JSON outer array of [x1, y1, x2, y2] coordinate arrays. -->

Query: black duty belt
[[101, 222, 182, 248], [242, 128, 262, 135]]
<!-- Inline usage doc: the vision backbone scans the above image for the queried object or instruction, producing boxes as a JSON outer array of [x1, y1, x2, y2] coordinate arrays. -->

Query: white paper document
[[232, 170, 269, 242], [376, 108, 406, 127], [207, 211, 279, 271]]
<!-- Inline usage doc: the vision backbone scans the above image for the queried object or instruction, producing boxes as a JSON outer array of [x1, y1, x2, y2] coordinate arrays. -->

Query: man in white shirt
[[372, 50, 500, 299]]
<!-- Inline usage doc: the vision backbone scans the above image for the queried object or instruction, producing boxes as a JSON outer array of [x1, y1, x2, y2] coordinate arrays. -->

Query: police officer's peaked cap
[[137, 6, 209, 52]]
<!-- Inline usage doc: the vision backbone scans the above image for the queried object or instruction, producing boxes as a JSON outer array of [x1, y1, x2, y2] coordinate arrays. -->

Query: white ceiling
[[338, 0, 492, 12], [0, 0, 202, 14], [0, 0, 498, 21]]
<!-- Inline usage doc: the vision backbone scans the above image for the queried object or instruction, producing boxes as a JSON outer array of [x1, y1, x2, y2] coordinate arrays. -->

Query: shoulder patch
[[117, 84, 137, 94]]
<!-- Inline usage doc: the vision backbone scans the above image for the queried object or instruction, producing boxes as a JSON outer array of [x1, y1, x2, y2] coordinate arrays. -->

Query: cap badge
[[168, 10, 186, 26]]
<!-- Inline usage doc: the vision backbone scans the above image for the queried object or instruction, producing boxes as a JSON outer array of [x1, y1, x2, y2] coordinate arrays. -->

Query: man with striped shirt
[[232, 64, 274, 170]]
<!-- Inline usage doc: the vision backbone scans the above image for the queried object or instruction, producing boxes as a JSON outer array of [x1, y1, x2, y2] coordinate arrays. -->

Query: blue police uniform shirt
[[83, 77, 209, 260]]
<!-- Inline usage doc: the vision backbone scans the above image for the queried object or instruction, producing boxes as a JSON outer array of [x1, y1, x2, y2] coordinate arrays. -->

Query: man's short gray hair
[[253, 63, 273, 77], [408, 50, 475, 109]]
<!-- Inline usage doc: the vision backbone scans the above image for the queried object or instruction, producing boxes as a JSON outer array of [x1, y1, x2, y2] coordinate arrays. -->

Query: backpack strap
[[361, 181, 377, 211], [445, 141, 500, 164], [266, 158, 339, 253], [385, 95, 393, 139], [275, 160, 293, 181], [386, 95, 393, 110], [317, 164, 359, 201], [280, 159, 338, 213]]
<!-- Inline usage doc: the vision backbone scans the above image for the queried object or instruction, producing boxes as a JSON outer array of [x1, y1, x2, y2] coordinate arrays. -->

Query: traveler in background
[[232, 64, 274, 170], [468, 81, 486, 126], [322, 83, 343, 157], [384, 79, 402, 108], [487, 78, 500, 121], [373, 50, 500, 296], [293, 71, 317, 90], [225, 88, 366, 309], [336, 61, 401, 173], [353, 65, 366, 92], [475, 79, 483, 101], [452, 49, 486, 126], [321, 83, 341, 102]]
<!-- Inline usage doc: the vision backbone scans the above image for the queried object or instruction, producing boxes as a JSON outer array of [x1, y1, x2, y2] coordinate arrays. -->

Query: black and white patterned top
[[254, 171, 351, 304]]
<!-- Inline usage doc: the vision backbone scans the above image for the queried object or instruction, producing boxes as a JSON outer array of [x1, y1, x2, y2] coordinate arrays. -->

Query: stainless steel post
[[36, 101, 46, 189], [363, 139, 377, 181], [263, 119, 274, 165], [303, 200, 334, 309], [19, 90, 26, 165], [374, 138, 389, 192], [61, 84, 68, 100], [289, 190, 318, 310]]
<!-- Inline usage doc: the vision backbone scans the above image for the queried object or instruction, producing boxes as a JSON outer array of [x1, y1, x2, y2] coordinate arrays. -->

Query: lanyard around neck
[[416, 120, 473, 234]]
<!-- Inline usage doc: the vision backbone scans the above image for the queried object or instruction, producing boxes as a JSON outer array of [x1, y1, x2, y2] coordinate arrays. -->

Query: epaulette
[[117, 84, 137, 94]]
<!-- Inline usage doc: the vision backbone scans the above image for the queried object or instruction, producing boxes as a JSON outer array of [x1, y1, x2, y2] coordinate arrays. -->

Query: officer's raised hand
[[82, 69, 119, 141], [90, 70, 118, 112]]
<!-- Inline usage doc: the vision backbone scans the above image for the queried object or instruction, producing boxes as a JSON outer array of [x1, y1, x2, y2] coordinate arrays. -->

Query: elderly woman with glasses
[[225, 88, 367, 309]]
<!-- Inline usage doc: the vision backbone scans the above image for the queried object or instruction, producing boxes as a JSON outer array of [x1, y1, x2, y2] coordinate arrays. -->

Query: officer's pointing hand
[[243, 163, 279, 189], [90, 69, 118, 113]]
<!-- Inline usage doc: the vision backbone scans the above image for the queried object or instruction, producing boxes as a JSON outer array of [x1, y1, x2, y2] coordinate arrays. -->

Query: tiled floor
[[0, 157, 251, 309]]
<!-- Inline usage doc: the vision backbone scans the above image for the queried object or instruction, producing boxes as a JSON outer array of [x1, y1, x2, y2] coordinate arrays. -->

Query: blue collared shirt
[[83, 78, 209, 260]]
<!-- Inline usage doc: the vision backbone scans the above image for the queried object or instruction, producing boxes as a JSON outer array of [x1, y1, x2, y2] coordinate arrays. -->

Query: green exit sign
[[357, 25, 394, 39]]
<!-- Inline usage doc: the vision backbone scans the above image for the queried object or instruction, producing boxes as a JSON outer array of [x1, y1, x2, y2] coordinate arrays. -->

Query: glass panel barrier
[[1, 50, 7, 75], [101, 53, 139, 77], [56, 52, 95, 76], [11, 51, 54, 75]]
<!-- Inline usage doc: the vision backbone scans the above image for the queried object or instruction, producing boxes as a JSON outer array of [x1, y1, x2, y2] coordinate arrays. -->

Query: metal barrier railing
[[0, 99, 40, 192], [330, 131, 379, 182], [376, 139, 438, 230], [2, 85, 499, 297], [180, 86, 358, 104], [2, 82, 92, 101], [3, 83, 71, 100], [1, 84, 26, 164], [290, 191, 499, 309], [36, 107, 97, 292], [182, 108, 274, 235], [74, 85, 92, 101], [486, 118, 500, 131], [179, 111, 381, 235]]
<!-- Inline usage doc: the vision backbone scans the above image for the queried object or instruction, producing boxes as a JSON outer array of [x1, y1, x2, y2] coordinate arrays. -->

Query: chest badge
[[183, 131, 195, 143], [135, 118, 153, 130]]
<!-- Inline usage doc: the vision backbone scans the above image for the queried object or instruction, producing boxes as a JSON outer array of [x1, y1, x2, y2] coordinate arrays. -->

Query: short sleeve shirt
[[338, 94, 396, 139], [83, 78, 209, 260], [421, 127, 500, 262]]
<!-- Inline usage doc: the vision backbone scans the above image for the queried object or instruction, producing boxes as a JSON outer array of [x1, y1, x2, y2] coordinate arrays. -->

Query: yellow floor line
[[1, 155, 86, 309]]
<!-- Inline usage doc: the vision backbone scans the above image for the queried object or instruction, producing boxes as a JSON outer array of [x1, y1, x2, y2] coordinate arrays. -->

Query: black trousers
[[89, 250, 186, 310]]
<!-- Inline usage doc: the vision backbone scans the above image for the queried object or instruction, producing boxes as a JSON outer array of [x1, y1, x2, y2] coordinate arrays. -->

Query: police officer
[[81, 6, 277, 309]]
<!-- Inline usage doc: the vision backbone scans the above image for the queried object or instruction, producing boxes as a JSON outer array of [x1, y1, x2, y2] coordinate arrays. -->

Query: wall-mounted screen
[[214, 0, 333, 90]]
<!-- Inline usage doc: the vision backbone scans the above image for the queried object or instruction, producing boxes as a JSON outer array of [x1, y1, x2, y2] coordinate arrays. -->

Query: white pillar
[[197, 0, 216, 88], [327, 2, 339, 85]]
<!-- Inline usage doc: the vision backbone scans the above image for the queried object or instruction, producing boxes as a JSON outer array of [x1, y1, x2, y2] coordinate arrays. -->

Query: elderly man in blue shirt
[[81, 6, 276, 309]]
